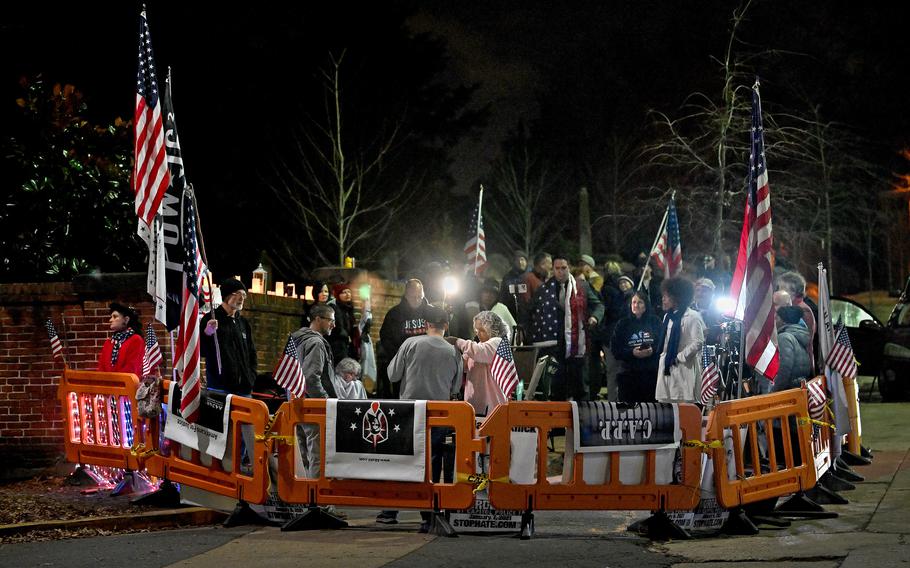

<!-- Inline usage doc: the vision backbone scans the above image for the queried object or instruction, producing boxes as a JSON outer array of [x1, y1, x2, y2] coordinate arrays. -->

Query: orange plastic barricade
[[57, 368, 142, 471], [805, 375, 833, 479], [142, 380, 272, 505], [479, 402, 703, 512], [707, 388, 817, 509], [274, 399, 483, 511]]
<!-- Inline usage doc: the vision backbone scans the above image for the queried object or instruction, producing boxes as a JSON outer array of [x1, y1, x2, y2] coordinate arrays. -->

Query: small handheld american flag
[[699, 345, 720, 405], [492, 338, 519, 399], [807, 379, 827, 421], [45, 319, 63, 360], [826, 320, 857, 380], [274, 335, 305, 399], [142, 323, 163, 376]]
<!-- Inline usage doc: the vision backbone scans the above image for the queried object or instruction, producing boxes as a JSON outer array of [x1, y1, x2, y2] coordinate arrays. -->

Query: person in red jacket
[[97, 303, 144, 376]]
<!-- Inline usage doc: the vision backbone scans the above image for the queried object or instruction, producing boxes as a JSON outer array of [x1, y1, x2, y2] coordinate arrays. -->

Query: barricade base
[[805, 482, 848, 505], [224, 501, 273, 528], [281, 506, 348, 531], [833, 459, 865, 482], [132, 479, 181, 507], [720, 508, 759, 535], [840, 449, 872, 466], [425, 511, 458, 537], [628, 510, 691, 541]]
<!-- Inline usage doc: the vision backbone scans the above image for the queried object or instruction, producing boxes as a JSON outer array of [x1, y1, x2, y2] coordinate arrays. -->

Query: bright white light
[[714, 296, 736, 313], [443, 275, 460, 296]]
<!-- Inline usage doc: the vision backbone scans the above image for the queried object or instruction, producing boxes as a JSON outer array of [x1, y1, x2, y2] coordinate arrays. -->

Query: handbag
[[136, 375, 162, 418]]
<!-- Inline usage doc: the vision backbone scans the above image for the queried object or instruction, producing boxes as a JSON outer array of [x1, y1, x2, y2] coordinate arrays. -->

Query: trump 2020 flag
[[325, 400, 427, 482]]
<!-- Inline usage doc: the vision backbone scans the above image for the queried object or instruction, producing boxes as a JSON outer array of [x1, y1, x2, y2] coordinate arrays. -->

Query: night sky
[[3, 1, 910, 287]]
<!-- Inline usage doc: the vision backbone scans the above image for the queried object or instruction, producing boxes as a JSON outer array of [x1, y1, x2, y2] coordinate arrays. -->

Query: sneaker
[[375, 512, 398, 524], [323, 506, 347, 519], [418, 522, 430, 534]]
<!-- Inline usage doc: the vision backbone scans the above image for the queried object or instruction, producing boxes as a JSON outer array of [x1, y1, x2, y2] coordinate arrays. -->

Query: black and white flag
[[571, 401, 680, 453], [325, 400, 427, 482], [164, 382, 232, 459]]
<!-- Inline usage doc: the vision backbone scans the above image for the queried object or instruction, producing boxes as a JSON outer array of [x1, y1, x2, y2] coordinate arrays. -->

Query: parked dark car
[[831, 277, 910, 401]]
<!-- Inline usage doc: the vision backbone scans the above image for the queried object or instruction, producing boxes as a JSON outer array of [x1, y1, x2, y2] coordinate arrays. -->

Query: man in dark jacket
[[290, 304, 337, 480], [201, 278, 257, 395], [377, 279, 429, 397]]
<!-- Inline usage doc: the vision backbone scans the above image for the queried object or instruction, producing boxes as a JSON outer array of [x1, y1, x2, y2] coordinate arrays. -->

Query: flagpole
[[474, 185, 484, 276], [638, 196, 670, 290]]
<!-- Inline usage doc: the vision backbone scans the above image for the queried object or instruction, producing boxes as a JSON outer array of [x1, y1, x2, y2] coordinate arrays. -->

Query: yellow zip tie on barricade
[[798, 416, 835, 430], [683, 439, 723, 451], [129, 443, 159, 459], [456, 472, 510, 494]]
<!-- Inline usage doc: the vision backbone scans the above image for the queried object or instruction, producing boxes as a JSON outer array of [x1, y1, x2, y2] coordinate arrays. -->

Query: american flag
[[826, 320, 857, 380], [142, 323, 163, 376], [463, 186, 487, 276], [699, 345, 720, 405], [492, 338, 519, 399], [133, 9, 170, 237], [651, 196, 682, 278], [274, 335, 305, 399], [807, 378, 827, 421], [45, 319, 63, 359], [173, 191, 203, 422], [729, 79, 779, 381]]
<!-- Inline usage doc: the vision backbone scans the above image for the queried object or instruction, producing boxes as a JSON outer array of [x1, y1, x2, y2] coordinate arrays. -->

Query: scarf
[[110, 329, 135, 366], [660, 308, 684, 375]]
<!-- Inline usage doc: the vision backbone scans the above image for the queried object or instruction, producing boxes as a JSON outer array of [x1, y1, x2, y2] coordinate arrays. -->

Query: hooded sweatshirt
[[379, 294, 430, 359], [290, 327, 337, 399]]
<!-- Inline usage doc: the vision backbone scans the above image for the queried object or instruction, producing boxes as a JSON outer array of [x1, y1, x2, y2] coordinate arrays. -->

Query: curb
[[0, 507, 228, 537]]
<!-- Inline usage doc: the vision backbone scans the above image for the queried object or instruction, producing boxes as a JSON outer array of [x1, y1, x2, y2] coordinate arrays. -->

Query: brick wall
[[0, 272, 404, 480]]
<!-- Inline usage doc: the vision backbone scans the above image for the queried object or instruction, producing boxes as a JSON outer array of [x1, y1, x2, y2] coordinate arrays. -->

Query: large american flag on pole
[[491, 337, 519, 399], [729, 78, 779, 381], [133, 9, 170, 241], [274, 335, 305, 399], [142, 323, 163, 376], [463, 185, 488, 276], [173, 190, 203, 422], [827, 320, 857, 380], [650, 195, 682, 278]]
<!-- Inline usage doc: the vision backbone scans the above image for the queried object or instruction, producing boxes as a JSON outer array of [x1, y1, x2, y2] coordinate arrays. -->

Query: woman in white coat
[[655, 277, 706, 403]]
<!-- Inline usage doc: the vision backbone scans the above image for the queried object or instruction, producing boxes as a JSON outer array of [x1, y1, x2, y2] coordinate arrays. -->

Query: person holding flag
[[452, 310, 516, 415], [200, 278, 258, 396], [97, 303, 144, 376]]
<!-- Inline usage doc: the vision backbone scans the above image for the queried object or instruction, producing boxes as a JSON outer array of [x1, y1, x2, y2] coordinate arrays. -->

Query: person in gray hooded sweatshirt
[[290, 304, 338, 479]]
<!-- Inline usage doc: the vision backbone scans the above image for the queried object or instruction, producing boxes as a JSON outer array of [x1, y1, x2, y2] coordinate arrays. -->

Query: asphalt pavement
[[1, 398, 908, 568]]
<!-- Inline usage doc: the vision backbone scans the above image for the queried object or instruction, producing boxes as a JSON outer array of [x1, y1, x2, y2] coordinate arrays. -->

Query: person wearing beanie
[[578, 255, 603, 293], [97, 302, 144, 376], [201, 278, 257, 395]]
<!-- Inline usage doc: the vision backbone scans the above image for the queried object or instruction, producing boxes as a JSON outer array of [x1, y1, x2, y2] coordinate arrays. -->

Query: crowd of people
[[94, 251, 821, 528]]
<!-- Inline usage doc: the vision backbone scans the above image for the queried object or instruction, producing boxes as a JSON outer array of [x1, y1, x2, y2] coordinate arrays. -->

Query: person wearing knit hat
[[617, 275, 635, 293], [97, 302, 144, 375], [200, 278, 257, 395], [578, 255, 603, 293]]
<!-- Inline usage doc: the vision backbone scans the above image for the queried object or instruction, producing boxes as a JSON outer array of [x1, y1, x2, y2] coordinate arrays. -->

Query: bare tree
[[645, 2, 762, 258], [269, 51, 414, 269], [486, 134, 566, 257]]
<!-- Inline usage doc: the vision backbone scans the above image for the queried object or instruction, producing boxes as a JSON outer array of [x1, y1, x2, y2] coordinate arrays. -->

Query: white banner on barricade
[[450, 421, 534, 533], [325, 399, 426, 483], [667, 422, 733, 534], [564, 402, 681, 486], [163, 382, 233, 460]]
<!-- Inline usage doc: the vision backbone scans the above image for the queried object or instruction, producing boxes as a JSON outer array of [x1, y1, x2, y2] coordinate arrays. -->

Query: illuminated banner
[[325, 400, 426, 482], [571, 401, 680, 453], [164, 382, 232, 460]]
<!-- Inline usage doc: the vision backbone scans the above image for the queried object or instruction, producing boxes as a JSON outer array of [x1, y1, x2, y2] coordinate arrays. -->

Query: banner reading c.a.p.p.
[[325, 399, 427, 482]]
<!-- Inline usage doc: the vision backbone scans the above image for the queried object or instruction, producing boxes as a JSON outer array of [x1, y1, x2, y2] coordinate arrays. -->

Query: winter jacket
[[655, 308, 706, 402], [610, 313, 662, 375], [775, 323, 811, 391], [97, 334, 144, 376], [200, 306, 257, 395]]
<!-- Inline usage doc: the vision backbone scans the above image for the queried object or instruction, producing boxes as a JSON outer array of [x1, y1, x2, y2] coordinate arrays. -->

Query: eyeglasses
[[231, 291, 248, 299], [317, 316, 336, 323]]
